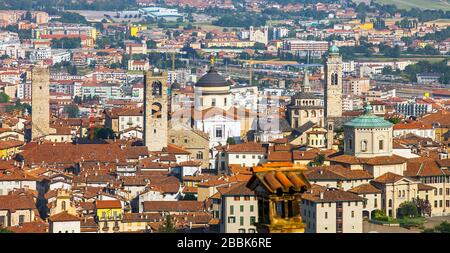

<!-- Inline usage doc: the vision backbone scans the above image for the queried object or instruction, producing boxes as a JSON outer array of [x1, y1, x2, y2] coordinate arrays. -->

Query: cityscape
[[1, 0, 450, 234]]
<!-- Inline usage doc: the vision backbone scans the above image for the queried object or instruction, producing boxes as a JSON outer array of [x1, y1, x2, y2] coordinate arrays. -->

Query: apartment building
[[219, 182, 258, 233], [301, 184, 365, 233]]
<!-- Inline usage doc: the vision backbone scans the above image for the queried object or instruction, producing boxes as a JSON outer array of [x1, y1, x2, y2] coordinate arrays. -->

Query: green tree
[[308, 154, 325, 167], [0, 92, 10, 103], [93, 127, 115, 139], [397, 201, 419, 218], [0, 228, 14, 233], [388, 117, 402, 124], [63, 104, 80, 118], [226, 137, 236, 145], [159, 215, 177, 233]]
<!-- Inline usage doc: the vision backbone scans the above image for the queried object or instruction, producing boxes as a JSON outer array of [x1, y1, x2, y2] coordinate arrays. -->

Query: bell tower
[[144, 69, 168, 152], [324, 45, 343, 119]]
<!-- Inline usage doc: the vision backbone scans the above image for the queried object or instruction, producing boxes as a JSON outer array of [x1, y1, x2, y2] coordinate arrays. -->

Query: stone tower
[[324, 45, 343, 119], [31, 66, 50, 140], [302, 70, 311, 93], [144, 69, 168, 152]]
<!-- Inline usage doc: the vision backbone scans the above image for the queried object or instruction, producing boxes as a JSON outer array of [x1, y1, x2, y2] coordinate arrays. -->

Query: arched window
[[151, 81, 162, 96], [333, 73, 339, 85], [398, 190, 401, 197], [402, 190, 405, 197], [311, 110, 316, 117], [62, 201, 66, 211], [151, 102, 162, 118], [388, 199, 392, 207], [304, 110, 309, 118], [361, 140, 368, 152], [331, 73, 335, 85]]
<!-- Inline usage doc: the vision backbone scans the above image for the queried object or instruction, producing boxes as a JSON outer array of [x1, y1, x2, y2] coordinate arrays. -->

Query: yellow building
[[129, 25, 147, 37], [0, 140, 23, 158], [357, 22, 374, 30], [95, 200, 123, 233]]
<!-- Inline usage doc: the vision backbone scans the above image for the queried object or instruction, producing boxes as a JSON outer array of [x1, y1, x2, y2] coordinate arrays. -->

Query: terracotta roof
[[305, 165, 373, 181], [142, 201, 205, 212], [0, 140, 24, 149], [221, 182, 255, 196], [348, 183, 382, 194], [328, 153, 406, 166], [6, 221, 47, 233], [373, 172, 405, 184], [267, 151, 292, 162], [95, 200, 122, 209], [418, 183, 436, 191], [162, 144, 191, 155], [226, 142, 266, 153], [405, 158, 445, 177], [48, 211, 80, 222], [394, 121, 433, 130], [302, 184, 365, 203], [0, 194, 36, 212]]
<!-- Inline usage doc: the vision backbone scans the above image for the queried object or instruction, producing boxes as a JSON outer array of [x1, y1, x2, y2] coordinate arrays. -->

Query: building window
[[238, 228, 245, 233], [250, 216, 256, 225], [240, 216, 244, 226], [361, 140, 368, 152], [228, 217, 236, 223], [234, 196, 240, 201], [248, 228, 256, 233], [224, 98, 227, 106], [325, 212, 328, 219], [230, 205, 234, 215], [240, 205, 244, 212], [196, 151, 203, 160], [244, 196, 250, 201], [211, 98, 216, 107], [0, 216, 5, 227], [215, 128, 223, 138], [388, 199, 392, 207], [379, 140, 384, 150], [351, 211, 354, 218], [62, 201, 66, 211], [19, 215, 25, 225], [250, 205, 254, 212]]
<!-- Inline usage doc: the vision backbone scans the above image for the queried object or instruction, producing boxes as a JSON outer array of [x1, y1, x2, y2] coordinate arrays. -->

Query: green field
[[375, 0, 450, 11]]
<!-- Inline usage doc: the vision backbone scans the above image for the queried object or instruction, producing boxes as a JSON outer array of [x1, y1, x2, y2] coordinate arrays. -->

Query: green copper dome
[[343, 102, 393, 129], [329, 45, 340, 54]]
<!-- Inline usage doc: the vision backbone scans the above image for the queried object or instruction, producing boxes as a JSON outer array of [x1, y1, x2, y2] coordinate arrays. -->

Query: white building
[[48, 211, 81, 233], [219, 182, 258, 233], [301, 185, 365, 233]]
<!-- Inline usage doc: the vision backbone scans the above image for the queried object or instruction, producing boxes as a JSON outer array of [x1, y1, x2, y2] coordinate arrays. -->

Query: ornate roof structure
[[344, 102, 393, 129]]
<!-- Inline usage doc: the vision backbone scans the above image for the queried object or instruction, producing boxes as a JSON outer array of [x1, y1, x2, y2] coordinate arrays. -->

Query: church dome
[[329, 45, 340, 54], [344, 103, 393, 129], [195, 67, 230, 87]]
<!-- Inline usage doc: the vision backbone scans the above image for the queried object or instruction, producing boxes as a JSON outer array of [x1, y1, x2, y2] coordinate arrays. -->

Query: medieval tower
[[31, 66, 50, 140], [144, 68, 168, 152], [324, 45, 343, 150], [324, 45, 343, 119]]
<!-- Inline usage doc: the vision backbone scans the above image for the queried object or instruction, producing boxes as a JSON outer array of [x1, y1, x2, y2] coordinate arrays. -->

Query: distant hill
[[374, 0, 450, 11]]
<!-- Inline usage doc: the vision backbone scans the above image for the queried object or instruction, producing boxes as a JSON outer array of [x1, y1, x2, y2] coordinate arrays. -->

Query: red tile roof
[[95, 200, 122, 209], [49, 211, 80, 222]]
